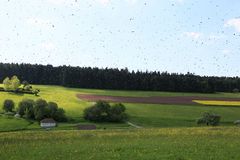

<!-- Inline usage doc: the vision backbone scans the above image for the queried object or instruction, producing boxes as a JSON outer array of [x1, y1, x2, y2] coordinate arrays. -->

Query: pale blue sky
[[0, 0, 240, 76]]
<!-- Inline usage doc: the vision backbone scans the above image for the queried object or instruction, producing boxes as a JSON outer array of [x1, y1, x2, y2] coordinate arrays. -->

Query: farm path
[[126, 121, 143, 129]]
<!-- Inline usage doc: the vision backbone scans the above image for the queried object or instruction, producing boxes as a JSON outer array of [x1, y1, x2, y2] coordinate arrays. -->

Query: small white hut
[[40, 118, 56, 128]]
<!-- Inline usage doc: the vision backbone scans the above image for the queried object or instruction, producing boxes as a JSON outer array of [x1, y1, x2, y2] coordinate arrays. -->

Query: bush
[[84, 101, 128, 122], [17, 98, 67, 122], [197, 112, 221, 126], [47, 102, 58, 117], [108, 103, 128, 122], [84, 101, 111, 122], [18, 99, 35, 118], [3, 99, 15, 112], [47, 102, 67, 122], [34, 99, 48, 121], [54, 108, 67, 122]]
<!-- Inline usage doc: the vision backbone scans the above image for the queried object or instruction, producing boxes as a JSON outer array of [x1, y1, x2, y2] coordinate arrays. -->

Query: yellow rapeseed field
[[193, 100, 240, 106]]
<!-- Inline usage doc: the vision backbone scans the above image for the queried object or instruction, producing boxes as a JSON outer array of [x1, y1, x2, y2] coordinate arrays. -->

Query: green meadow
[[1, 127, 240, 160], [1, 85, 240, 130], [1, 85, 240, 159]]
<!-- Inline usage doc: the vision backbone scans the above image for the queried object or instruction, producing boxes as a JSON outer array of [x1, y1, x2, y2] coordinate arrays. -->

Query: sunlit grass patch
[[193, 100, 240, 106]]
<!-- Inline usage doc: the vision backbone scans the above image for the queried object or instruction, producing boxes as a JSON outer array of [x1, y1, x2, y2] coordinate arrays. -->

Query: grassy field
[[0, 115, 31, 132], [1, 85, 240, 159], [127, 103, 240, 127], [1, 127, 240, 160], [1, 85, 240, 130], [0, 85, 91, 119]]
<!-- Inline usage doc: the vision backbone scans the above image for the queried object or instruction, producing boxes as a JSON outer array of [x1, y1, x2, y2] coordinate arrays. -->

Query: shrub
[[54, 108, 67, 122], [34, 99, 48, 121], [18, 102, 26, 116], [17, 98, 67, 122], [197, 112, 221, 126], [25, 107, 34, 119], [108, 103, 128, 122], [84, 101, 128, 122], [3, 99, 15, 112], [47, 102, 58, 117], [18, 99, 35, 118], [84, 101, 111, 122], [47, 102, 67, 122]]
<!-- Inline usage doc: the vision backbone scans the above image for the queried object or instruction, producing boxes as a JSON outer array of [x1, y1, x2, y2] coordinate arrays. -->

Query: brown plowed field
[[77, 94, 240, 105]]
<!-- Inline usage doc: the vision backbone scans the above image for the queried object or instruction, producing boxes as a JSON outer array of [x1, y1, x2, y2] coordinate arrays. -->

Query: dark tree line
[[0, 62, 240, 93]]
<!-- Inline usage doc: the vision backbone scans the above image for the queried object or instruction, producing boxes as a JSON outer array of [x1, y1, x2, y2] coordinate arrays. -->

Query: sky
[[0, 0, 240, 76]]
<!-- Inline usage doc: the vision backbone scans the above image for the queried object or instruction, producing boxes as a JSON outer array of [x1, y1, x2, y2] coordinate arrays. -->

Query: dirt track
[[77, 94, 240, 105]]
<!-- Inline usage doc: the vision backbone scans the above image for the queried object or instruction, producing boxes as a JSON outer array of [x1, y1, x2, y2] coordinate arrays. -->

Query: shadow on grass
[[7, 92, 24, 96]]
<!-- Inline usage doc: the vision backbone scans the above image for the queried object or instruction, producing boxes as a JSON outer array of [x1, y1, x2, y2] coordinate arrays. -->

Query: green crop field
[[1, 85, 240, 159]]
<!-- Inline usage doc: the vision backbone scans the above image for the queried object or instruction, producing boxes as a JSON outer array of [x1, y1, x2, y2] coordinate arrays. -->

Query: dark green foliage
[[54, 108, 67, 122], [47, 102, 58, 117], [34, 99, 48, 121], [1, 62, 240, 93], [18, 99, 35, 119], [18, 103, 25, 117], [25, 107, 34, 119], [47, 102, 67, 122], [84, 101, 110, 122], [197, 112, 221, 126], [17, 99, 67, 122], [84, 101, 128, 122], [18, 99, 35, 118], [108, 103, 128, 122], [34, 108, 46, 121], [3, 99, 15, 112]]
